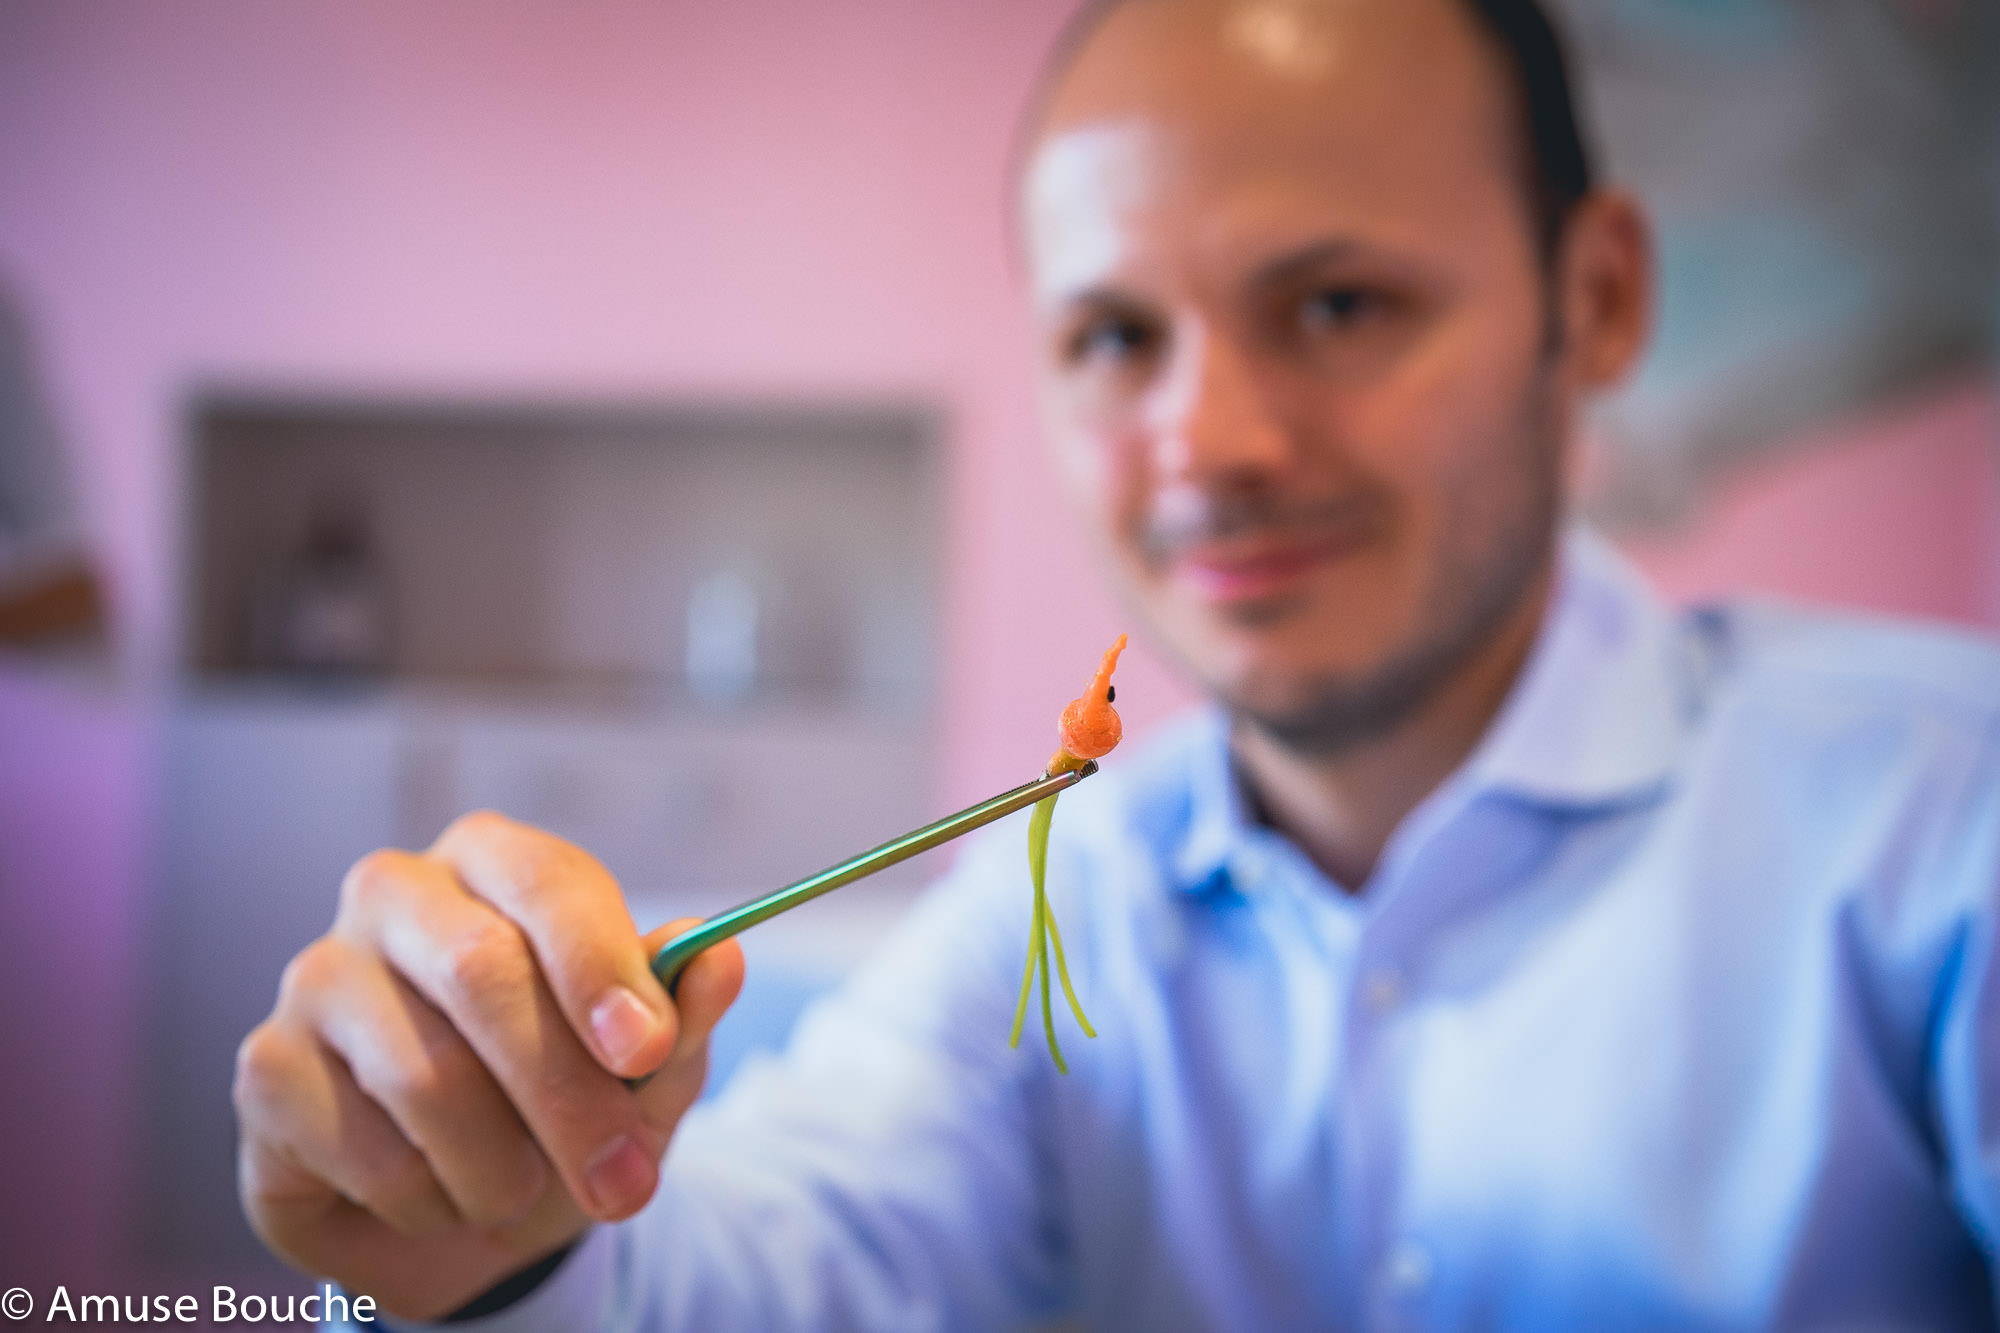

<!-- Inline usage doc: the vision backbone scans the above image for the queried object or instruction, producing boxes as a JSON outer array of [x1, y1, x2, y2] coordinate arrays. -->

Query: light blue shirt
[[421, 529, 2000, 1332]]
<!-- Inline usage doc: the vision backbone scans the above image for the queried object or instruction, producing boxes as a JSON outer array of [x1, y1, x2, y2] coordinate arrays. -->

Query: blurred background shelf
[[183, 394, 940, 699]]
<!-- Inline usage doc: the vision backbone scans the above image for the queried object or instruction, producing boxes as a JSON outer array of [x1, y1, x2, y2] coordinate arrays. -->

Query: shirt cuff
[[361, 1227, 616, 1333]]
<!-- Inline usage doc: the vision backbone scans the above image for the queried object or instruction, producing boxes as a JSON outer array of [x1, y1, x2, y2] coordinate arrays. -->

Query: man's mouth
[[1169, 529, 1364, 602]]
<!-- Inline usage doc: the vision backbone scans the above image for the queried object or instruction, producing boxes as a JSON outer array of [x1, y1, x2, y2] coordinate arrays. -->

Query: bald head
[[1023, 0, 1594, 263]]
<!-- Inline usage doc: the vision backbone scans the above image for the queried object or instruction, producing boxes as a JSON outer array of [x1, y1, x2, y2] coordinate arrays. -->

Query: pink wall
[[1621, 379, 2000, 631], [0, 0, 1993, 1280], [0, 673, 145, 1281]]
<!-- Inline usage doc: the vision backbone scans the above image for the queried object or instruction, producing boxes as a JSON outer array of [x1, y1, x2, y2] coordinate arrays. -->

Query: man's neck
[[1229, 568, 1555, 893]]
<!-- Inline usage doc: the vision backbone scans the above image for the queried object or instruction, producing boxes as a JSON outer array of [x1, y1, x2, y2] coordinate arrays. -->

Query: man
[[234, 0, 2000, 1327]]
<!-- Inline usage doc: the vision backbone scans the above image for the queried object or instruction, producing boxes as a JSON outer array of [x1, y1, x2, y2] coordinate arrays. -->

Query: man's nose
[[1145, 323, 1293, 483]]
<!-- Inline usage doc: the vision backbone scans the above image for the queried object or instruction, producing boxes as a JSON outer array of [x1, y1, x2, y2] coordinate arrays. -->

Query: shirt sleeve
[[1925, 718, 2000, 1262], [390, 826, 1070, 1333], [344, 1229, 619, 1333]]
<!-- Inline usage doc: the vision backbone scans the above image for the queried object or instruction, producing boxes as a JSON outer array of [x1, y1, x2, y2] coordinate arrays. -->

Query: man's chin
[[1202, 589, 1315, 631], [1215, 670, 1439, 756], [1174, 604, 1404, 695], [1200, 655, 1385, 724], [1193, 626, 1479, 757]]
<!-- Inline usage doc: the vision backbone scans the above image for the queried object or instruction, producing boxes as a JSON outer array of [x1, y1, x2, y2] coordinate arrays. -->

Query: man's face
[[1023, 0, 1583, 750]]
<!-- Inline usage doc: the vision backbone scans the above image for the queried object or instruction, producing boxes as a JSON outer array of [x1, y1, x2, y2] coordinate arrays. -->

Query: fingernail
[[584, 1133, 655, 1217], [590, 987, 658, 1069]]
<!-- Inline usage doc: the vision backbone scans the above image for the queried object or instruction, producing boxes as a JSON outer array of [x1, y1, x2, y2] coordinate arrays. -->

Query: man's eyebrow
[[1045, 239, 1388, 310], [1047, 283, 1153, 315], [1247, 239, 1369, 289]]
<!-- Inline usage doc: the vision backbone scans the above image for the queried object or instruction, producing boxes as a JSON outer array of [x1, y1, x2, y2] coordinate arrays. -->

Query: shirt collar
[[1166, 526, 1693, 895], [1168, 708, 1245, 895], [1461, 525, 1692, 809]]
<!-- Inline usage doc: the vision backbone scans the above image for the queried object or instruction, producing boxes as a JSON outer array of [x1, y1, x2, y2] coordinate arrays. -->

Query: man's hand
[[232, 811, 744, 1321]]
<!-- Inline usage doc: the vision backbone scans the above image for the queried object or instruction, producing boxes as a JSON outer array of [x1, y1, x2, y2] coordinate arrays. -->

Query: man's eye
[[1068, 318, 1156, 366], [1299, 286, 1386, 332]]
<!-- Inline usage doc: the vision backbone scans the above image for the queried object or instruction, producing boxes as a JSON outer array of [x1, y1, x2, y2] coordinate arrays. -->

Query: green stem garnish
[[1009, 792, 1094, 1071]]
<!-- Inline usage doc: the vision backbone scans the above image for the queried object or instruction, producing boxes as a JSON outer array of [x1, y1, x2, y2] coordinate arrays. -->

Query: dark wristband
[[440, 1239, 582, 1323]]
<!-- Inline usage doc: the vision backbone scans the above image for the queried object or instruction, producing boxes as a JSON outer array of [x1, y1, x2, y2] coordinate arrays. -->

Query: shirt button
[[1386, 1240, 1432, 1292], [1362, 967, 1404, 1014]]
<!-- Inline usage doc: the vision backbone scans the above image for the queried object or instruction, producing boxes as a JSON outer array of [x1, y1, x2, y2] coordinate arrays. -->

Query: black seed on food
[[1106, 685, 1116, 703]]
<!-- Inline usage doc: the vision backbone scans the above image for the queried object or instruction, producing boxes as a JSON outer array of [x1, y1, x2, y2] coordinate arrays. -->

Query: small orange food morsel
[[1048, 633, 1126, 775], [1014, 632, 1129, 1073]]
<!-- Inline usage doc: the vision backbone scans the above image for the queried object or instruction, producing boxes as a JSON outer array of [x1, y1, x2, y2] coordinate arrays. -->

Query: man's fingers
[[630, 921, 744, 1128], [287, 936, 554, 1228], [429, 812, 675, 1079], [350, 862, 664, 1222], [319, 834, 737, 1230], [234, 1020, 459, 1241], [642, 919, 745, 1058], [239, 1119, 584, 1327]]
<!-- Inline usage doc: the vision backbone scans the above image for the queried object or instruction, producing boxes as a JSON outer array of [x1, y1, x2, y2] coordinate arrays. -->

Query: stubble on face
[[1186, 357, 1562, 757]]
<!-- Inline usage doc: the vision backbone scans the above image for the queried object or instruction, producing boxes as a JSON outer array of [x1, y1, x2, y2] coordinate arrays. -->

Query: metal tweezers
[[645, 759, 1100, 992]]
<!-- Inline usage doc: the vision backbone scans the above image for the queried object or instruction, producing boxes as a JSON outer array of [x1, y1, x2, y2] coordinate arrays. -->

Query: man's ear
[[1554, 189, 1653, 392]]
